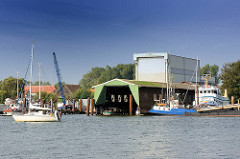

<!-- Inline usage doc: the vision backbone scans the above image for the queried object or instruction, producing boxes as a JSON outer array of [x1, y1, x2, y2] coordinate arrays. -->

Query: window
[[124, 95, 128, 102], [200, 91, 203, 93], [111, 95, 115, 102], [118, 95, 122, 102]]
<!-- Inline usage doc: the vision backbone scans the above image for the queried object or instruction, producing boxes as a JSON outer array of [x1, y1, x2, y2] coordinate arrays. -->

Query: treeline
[[79, 64, 135, 87]]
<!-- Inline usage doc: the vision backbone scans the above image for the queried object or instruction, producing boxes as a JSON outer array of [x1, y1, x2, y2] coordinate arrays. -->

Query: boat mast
[[29, 41, 34, 112], [38, 63, 41, 101], [166, 59, 169, 107], [17, 72, 19, 99], [196, 57, 199, 108]]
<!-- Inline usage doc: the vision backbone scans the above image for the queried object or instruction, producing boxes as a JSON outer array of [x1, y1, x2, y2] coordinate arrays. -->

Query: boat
[[193, 74, 229, 107], [2, 98, 22, 116], [12, 42, 61, 122], [13, 105, 61, 122], [149, 98, 196, 115], [149, 59, 197, 116]]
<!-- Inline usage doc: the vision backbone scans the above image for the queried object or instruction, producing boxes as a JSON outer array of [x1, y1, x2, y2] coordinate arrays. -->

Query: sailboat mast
[[196, 57, 199, 107], [17, 72, 19, 99], [196, 57, 198, 85], [30, 42, 34, 105], [38, 63, 41, 100], [166, 59, 169, 106]]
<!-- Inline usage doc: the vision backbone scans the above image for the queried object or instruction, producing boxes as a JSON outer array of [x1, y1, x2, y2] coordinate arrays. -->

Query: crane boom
[[53, 52, 66, 105]]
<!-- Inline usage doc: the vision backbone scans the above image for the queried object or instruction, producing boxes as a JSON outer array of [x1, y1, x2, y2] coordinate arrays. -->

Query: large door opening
[[98, 86, 138, 115]]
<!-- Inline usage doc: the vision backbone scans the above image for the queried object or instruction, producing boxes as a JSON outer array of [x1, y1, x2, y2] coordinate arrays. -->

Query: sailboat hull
[[13, 111, 60, 122]]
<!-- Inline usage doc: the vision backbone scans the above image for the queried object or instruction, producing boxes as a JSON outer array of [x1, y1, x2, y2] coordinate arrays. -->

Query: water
[[1, 115, 240, 159]]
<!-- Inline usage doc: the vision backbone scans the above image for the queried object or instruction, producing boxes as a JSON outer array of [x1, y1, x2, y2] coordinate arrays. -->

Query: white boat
[[12, 42, 61, 122], [194, 75, 229, 107], [13, 108, 61, 122]]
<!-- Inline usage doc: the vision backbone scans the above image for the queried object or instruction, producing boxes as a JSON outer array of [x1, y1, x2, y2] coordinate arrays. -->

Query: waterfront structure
[[93, 79, 195, 114], [133, 52, 200, 83]]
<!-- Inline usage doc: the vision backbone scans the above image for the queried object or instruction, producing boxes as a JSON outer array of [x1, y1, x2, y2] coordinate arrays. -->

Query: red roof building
[[25, 86, 56, 95]]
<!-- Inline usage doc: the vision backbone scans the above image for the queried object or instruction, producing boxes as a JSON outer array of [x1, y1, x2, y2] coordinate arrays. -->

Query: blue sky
[[0, 0, 240, 84]]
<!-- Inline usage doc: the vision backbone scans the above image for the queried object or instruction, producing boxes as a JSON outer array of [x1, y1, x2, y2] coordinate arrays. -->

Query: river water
[[1, 115, 240, 159]]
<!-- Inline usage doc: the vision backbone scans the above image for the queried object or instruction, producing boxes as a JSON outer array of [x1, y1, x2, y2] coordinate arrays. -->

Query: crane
[[53, 52, 66, 105]]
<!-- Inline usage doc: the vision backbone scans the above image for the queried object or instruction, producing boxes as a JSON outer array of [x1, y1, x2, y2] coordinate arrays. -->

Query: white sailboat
[[12, 42, 61, 122]]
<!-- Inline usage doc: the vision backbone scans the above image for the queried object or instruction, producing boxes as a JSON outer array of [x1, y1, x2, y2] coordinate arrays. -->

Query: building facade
[[133, 52, 200, 83]]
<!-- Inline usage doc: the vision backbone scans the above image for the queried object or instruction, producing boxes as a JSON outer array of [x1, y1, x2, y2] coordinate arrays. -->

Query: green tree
[[121, 64, 135, 79], [79, 64, 135, 87], [200, 64, 210, 75], [80, 67, 105, 87], [200, 64, 219, 84], [33, 81, 51, 86], [54, 82, 66, 92], [72, 87, 94, 100], [33, 91, 58, 102], [0, 76, 25, 103], [221, 60, 240, 101]]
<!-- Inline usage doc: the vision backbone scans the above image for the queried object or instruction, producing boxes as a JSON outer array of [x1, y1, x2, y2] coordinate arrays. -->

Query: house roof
[[24, 86, 56, 94], [56, 84, 80, 95]]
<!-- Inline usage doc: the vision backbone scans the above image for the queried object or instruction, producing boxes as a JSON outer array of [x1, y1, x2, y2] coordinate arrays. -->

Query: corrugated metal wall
[[134, 53, 200, 83]]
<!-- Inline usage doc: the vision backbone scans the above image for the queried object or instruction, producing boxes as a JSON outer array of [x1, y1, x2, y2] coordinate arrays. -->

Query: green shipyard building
[[93, 79, 195, 115]]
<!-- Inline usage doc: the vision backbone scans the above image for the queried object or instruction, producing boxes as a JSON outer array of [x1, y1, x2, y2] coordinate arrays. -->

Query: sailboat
[[12, 42, 61, 122]]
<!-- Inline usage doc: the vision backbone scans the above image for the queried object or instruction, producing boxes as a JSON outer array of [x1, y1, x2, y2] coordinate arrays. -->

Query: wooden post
[[231, 96, 234, 106], [129, 94, 133, 116], [50, 99, 53, 116], [91, 98, 94, 115], [86, 98, 90, 116], [79, 99, 82, 112], [23, 98, 26, 114], [41, 99, 44, 108], [238, 100, 240, 111], [72, 99, 75, 113], [196, 85, 199, 108]]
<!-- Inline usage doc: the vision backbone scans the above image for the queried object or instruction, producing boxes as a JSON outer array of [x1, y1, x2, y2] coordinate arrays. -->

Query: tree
[[200, 64, 210, 75], [121, 64, 135, 79], [33, 91, 58, 102], [80, 67, 105, 87], [72, 87, 94, 100], [54, 82, 66, 92], [33, 81, 51, 86], [200, 64, 219, 84], [0, 76, 25, 103], [221, 60, 240, 101], [79, 64, 135, 87]]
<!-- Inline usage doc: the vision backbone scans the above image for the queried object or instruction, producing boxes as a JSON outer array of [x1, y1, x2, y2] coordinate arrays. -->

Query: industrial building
[[93, 52, 201, 115], [94, 79, 195, 115], [134, 52, 200, 83]]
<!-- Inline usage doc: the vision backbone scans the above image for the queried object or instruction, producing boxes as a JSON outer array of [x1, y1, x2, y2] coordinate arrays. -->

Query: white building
[[133, 52, 200, 83]]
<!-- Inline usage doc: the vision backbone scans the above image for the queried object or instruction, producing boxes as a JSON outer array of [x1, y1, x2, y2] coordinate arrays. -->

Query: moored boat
[[12, 42, 61, 122]]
